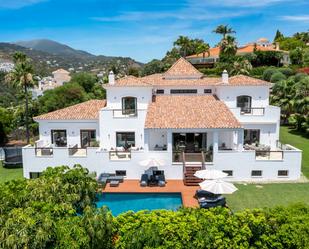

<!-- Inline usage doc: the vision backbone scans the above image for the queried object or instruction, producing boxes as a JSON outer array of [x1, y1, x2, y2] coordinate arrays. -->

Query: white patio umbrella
[[139, 158, 165, 167], [199, 179, 238, 194], [194, 169, 228, 180]]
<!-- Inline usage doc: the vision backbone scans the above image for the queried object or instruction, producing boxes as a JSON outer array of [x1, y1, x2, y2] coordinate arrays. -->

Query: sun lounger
[[158, 175, 166, 187], [140, 174, 148, 187], [199, 196, 226, 209], [110, 180, 119, 187]]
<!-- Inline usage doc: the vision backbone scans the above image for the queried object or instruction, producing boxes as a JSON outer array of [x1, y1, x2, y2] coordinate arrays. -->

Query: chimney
[[108, 71, 115, 85], [222, 70, 229, 84]]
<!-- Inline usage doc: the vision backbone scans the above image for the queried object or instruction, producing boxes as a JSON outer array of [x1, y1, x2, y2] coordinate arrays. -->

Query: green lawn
[[0, 161, 23, 183], [280, 126, 309, 177], [227, 126, 309, 211]]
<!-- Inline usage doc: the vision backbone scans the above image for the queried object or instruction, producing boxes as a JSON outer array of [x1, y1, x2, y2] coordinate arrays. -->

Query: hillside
[[0, 40, 142, 76]]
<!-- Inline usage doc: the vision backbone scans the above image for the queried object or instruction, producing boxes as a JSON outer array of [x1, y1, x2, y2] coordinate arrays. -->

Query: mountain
[[14, 39, 94, 59], [0, 40, 142, 76]]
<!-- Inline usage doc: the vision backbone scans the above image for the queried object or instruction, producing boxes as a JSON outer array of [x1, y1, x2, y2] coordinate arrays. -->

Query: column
[[144, 129, 149, 152], [167, 129, 173, 152], [213, 131, 218, 153], [237, 129, 244, 151]]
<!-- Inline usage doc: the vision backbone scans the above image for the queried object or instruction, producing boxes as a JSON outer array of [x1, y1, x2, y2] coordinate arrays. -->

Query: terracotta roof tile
[[145, 95, 241, 129], [34, 100, 106, 120], [223, 75, 270, 86], [163, 57, 203, 79], [112, 75, 151, 87]]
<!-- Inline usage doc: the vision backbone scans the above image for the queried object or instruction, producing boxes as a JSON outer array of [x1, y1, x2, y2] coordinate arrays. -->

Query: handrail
[[112, 109, 137, 117], [35, 147, 53, 156], [201, 151, 206, 170], [240, 107, 265, 115], [255, 150, 283, 160]]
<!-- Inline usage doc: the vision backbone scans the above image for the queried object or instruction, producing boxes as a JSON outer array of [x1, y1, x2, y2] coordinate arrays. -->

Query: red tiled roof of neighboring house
[[162, 57, 203, 78], [145, 95, 241, 129], [52, 68, 70, 74], [186, 44, 288, 59], [34, 100, 106, 120]]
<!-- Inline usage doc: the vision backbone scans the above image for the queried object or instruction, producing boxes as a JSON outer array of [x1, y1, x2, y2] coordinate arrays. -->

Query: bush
[[270, 72, 287, 83], [294, 72, 307, 81], [278, 67, 295, 77], [199, 67, 222, 76], [262, 67, 278, 81], [249, 66, 268, 78]]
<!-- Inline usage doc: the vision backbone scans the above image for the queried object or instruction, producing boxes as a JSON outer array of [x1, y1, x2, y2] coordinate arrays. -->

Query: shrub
[[294, 72, 307, 81], [249, 66, 268, 78], [262, 68, 278, 81], [270, 72, 287, 83], [278, 67, 295, 77]]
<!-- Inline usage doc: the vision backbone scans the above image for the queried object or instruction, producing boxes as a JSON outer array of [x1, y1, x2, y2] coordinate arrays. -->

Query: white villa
[[22, 58, 302, 183]]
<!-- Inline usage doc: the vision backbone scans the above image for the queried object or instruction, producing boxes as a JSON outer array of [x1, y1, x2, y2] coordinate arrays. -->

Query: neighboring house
[[187, 38, 290, 68], [0, 61, 14, 72], [23, 58, 302, 182], [31, 68, 71, 98]]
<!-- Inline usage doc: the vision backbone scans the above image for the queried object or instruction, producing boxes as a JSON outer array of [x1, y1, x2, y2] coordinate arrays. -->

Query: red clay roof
[[221, 75, 270, 86], [34, 100, 106, 120], [113, 75, 151, 87], [163, 57, 203, 79], [186, 44, 287, 59], [145, 95, 241, 129]]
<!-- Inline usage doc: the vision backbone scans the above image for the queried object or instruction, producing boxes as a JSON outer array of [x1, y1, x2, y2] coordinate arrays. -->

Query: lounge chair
[[195, 189, 220, 200], [158, 175, 166, 187], [110, 180, 119, 187], [199, 196, 226, 209], [140, 174, 148, 187], [98, 173, 110, 184]]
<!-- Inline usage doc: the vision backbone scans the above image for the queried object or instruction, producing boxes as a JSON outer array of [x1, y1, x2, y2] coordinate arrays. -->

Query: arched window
[[237, 95, 252, 113], [122, 97, 137, 115]]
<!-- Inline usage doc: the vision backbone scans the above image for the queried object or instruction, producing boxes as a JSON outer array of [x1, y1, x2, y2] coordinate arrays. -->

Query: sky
[[0, 0, 308, 63]]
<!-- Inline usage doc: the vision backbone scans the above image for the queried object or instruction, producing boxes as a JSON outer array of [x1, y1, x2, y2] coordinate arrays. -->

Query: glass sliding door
[[244, 129, 260, 144], [122, 97, 137, 115], [80, 130, 96, 147], [116, 132, 135, 150], [51, 130, 67, 147], [237, 95, 252, 113]]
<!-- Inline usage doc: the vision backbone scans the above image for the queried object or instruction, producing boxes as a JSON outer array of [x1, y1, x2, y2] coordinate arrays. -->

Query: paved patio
[[103, 180, 200, 207]]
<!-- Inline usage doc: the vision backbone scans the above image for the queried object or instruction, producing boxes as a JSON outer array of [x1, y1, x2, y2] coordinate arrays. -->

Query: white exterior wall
[[37, 120, 99, 147], [153, 86, 214, 95], [216, 85, 269, 108]]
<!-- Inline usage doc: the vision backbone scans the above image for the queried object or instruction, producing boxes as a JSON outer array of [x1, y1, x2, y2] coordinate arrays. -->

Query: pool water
[[96, 193, 183, 216]]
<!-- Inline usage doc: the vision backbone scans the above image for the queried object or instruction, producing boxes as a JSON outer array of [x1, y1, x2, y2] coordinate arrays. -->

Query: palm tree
[[6, 52, 34, 143], [173, 36, 192, 57], [220, 35, 237, 57], [213, 25, 236, 39], [196, 43, 210, 58]]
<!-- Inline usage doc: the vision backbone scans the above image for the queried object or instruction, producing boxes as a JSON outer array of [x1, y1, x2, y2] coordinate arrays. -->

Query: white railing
[[230, 106, 280, 123]]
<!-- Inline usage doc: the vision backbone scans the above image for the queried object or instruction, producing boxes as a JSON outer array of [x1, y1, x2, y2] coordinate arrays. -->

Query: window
[[237, 95, 252, 113], [122, 97, 137, 115], [156, 89, 164, 94], [223, 170, 233, 176], [170, 89, 197, 94], [278, 170, 288, 177], [80, 130, 96, 147], [51, 130, 67, 147], [204, 89, 212, 94], [30, 172, 41, 179], [116, 170, 126, 176], [251, 170, 262, 177], [116, 132, 135, 150], [244, 129, 260, 145]]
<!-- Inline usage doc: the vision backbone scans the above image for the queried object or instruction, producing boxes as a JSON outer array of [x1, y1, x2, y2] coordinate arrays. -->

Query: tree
[[70, 72, 98, 92], [230, 58, 252, 76], [141, 59, 165, 76], [213, 24, 236, 39], [173, 36, 192, 57], [274, 29, 284, 42], [128, 67, 139, 77], [219, 35, 237, 62], [5, 52, 34, 143], [289, 47, 304, 65]]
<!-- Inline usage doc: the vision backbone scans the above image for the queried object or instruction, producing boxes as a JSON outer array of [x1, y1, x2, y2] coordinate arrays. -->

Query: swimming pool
[[96, 192, 183, 216]]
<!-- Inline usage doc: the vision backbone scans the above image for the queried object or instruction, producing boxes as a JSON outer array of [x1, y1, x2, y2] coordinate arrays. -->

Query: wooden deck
[[103, 180, 199, 207]]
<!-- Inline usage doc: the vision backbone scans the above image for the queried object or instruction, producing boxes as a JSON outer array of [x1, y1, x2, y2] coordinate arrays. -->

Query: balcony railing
[[109, 150, 131, 160], [35, 147, 53, 157], [255, 151, 283, 160], [240, 107, 265, 116], [173, 151, 213, 163], [113, 109, 137, 118], [68, 145, 87, 157]]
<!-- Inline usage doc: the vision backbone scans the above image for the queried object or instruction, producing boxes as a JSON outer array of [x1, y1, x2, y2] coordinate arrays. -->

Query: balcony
[[109, 150, 131, 161], [113, 109, 137, 118], [230, 106, 280, 124]]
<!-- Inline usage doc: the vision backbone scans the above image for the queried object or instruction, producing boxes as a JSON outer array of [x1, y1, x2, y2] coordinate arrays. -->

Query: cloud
[[92, 10, 246, 22], [0, 0, 47, 9], [199, 0, 291, 8], [280, 15, 309, 22]]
